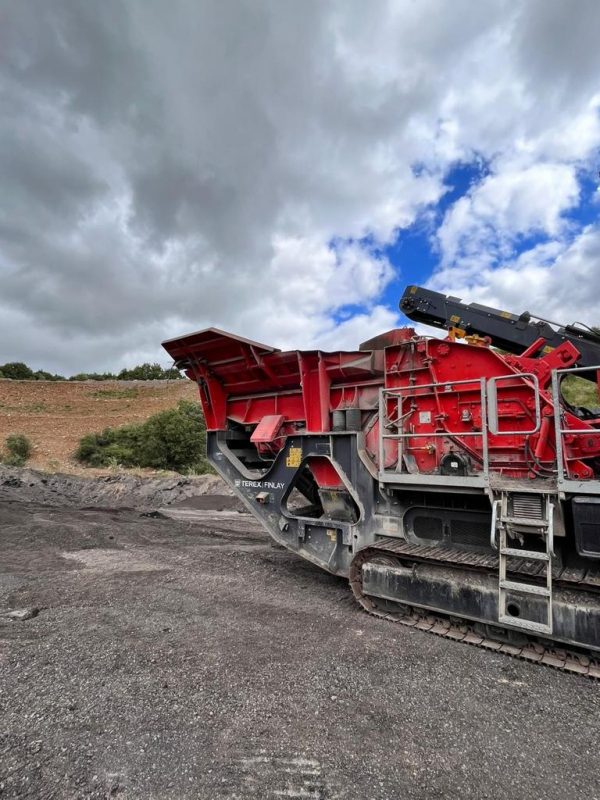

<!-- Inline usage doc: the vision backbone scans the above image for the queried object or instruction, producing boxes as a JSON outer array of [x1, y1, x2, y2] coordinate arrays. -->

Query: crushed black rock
[[0, 465, 233, 510]]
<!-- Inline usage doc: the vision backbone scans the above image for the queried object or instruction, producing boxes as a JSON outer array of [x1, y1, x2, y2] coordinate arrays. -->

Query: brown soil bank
[[0, 379, 197, 472]]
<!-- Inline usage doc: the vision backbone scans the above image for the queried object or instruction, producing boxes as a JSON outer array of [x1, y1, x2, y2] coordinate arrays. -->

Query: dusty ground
[[0, 379, 197, 472], [1, 473, 600, 799]]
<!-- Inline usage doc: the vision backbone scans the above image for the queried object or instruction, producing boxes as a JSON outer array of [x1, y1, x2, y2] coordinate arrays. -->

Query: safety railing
[[378, 372, 546, 485], [551, 365, 600, 488], [487, 373, 541, 435], [378, 377, 489, 483]]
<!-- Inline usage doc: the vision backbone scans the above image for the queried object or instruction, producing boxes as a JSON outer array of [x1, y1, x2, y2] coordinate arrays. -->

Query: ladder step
[[498, 615, 552, 634], [500, 515, 548, 528], [500, 580, 551, 597], [500, 547, 550, 561]]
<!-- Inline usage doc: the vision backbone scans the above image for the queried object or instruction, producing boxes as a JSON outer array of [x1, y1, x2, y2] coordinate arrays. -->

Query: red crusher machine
[[163, 286, 600, 675]]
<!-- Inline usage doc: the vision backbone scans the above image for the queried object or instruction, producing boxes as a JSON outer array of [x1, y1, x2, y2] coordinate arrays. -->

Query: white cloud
[[316, 305, 402, 351], [430, 224, 600, 329], [437, 162, 581, 270]]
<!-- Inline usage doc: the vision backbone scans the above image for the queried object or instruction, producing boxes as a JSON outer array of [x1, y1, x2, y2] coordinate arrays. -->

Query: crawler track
[[350, 543, 600, 679]]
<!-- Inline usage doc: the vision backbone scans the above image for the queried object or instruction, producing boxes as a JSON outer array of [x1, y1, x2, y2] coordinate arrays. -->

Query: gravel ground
[[1, 483, 600, 799]]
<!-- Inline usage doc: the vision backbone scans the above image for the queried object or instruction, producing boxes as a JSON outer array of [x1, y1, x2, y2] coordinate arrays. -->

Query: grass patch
[[0, 402, 48, 413], [76, 400, 211, 474], [561, 375, 600, 411], [90, 388, 139, 400]]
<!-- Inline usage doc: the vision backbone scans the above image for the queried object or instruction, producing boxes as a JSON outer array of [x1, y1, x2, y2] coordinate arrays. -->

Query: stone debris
[[6, 607, 40, 621]]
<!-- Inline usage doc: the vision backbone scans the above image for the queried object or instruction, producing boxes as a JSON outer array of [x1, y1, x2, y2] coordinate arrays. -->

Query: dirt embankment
[[0, 465, 237, 510], [0, 379, 197, 473]]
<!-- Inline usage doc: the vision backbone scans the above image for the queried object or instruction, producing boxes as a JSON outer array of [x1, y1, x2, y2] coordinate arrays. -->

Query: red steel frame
[[162, 326, 600, 483]]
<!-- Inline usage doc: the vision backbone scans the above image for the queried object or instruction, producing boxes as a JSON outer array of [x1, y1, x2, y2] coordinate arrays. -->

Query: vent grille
[[413, 516, 443, 541], [404, 507, 492, 553], [450, 519, 488, 547], [511, 493, 544, 520]]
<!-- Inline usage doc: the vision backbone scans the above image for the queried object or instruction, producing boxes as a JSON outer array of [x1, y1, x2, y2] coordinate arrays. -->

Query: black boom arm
[[400, 285, 600, 372]]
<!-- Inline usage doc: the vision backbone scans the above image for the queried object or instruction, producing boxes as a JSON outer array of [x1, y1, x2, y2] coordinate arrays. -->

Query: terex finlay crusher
[[163, 286, 600, 676]]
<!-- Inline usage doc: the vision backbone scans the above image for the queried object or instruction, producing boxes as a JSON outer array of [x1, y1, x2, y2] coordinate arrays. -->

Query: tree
[[119, 363, 165, 381], [117, 362, 183, 380], [33, 370, 66, 381]]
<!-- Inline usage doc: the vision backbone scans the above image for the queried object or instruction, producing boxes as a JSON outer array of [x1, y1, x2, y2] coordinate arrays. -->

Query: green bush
[[76, 424, 143, 468], [3, 433, 33, 467], [76, 400, 210, 474], [0, 362, 35, 380]]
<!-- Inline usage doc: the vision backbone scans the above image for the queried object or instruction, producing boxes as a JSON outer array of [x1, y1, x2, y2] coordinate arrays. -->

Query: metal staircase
[[491, 491, 554, 635]]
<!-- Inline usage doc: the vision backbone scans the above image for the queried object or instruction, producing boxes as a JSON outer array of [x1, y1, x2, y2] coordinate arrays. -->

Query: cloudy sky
[[1, 0, 599, 375]]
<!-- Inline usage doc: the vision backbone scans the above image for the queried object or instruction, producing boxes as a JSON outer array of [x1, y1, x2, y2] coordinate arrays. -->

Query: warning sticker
[[285, 446, 303, 468]]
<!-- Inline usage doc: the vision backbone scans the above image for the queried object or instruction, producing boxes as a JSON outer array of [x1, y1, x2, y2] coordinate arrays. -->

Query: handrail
[[379, 377, 488, 477], [487, 372, 541, 436], [490, 499, 501, 550], [551, 364, 600, 484]]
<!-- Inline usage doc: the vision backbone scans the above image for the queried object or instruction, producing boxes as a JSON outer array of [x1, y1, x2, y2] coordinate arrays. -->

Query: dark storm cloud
[[3, 1, 150, 124], [1, 0, 599, 373]]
